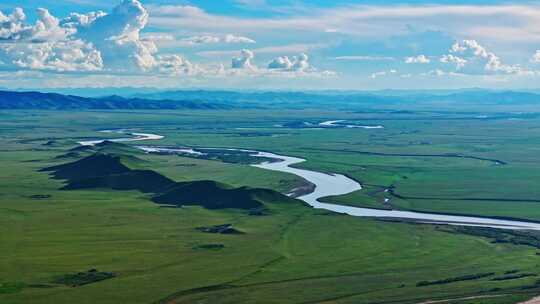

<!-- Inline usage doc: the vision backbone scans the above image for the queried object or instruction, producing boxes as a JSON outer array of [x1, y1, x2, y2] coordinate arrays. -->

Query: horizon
[[7, 87, 540, 98]]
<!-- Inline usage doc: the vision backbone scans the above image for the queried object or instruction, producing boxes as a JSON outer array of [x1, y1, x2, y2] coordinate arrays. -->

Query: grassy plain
[[1, 107, 540, 303]]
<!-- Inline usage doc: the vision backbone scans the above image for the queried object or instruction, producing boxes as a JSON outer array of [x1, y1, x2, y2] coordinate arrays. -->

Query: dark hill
[[42, 153, 131, 181], [0, 90, 231, 110], [43, 151, 299, 210], [63, 170, 176, 193], [152, 181, 267, 210]]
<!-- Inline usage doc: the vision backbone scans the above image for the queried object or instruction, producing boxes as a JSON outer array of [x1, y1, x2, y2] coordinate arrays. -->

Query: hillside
[[42, 153, 132, 181], [3, 89, 540, 111], [153, 181, 268, 209], [43, 146, 299, 210], [0, 90, 231, 110], [63, 170, 177, 193]]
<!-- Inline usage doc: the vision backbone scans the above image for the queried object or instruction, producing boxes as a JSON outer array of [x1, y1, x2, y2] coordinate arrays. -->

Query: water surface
[[83, 130, 540, 230]]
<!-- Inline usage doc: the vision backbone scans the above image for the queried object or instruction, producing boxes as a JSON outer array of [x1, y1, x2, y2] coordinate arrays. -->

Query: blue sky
[[1, 0, 540, 90]]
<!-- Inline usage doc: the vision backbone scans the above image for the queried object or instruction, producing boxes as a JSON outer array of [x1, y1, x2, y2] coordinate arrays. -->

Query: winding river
[[319, 120, 384, 129], [78, 130, 164, 146], [82, 130, 540, 230]]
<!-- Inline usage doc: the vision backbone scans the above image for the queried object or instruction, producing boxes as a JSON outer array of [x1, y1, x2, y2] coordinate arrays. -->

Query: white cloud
[[149, 4, 540, 45], [0, 7, 73, 42], [0, 7, 101, 72], [405, 54, 430, 64], [0, 1, 200, 75], [231, 49, 256, 69], [181, 34, 255, 45], [420, 69, 466, 77], [61, 11, 107, 29], [370, 69, 397, 79], [198, 43, 325, 58], [228, 49, 334, 77], [292, 53, 310, 71], [140, 34, 174, 42], [532, 50, 540, 63], [224, 34, 255, 44], [441, 40, 527, 75], [440, 54, 467, 69], [71, 0, 155, 71], [0, 40, 103, 72], [0, 1, 334, 81], [268, 53, 311, 72], [154, 54, 197, 75], [182, 35, 221, 45], [268, 56, 292, 69]]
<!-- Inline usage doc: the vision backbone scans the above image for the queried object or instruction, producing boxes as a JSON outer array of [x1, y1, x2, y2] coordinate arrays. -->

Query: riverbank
[[83, 129, 540, 230]]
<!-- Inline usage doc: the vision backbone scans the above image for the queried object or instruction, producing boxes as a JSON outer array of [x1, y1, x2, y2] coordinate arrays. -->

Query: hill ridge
[[43, 147, 299, 210]]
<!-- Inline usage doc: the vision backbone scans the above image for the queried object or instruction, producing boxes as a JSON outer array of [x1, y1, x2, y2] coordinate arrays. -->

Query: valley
[[2, 106, 540, 303]]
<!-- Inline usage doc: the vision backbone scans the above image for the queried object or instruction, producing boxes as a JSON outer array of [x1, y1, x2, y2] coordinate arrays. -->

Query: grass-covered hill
[[64, 170, 177, 193], [42, 143, 299, 210], [42, 153, 132, 181], [152, 181, 295, 210]]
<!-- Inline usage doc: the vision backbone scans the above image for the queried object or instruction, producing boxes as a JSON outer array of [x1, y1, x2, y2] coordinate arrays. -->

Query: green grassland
[[1, 107, 540, 303]]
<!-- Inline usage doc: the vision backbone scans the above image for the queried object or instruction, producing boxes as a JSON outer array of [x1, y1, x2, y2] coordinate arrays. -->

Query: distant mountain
[[414, 91, 540, 104], [133, 89, 540, 108], [0, 90, 231, 110], [1, 89, 539, 110]]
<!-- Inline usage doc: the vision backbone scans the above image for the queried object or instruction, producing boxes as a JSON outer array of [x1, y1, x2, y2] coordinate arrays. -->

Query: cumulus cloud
[[532, 50, 540, 63], [268, 53, 311, 72], [0, 0, 334, 81], [71, 0, 157, 71], [0, 0, 197, 75], [61, 11, 107, 29], [441, 40, 526, 75], [440, 54, 467, 69], [405, 54, 430, 64], [154, 54, 197, 75], [229, 49, 334, 77], [268, 56, 292, 69], [0, 7, 72, 42], [0, 40, 103, 72], [0, 7, 102, 72], [292, 53, 310, 71], [231, 49, 256, 69]]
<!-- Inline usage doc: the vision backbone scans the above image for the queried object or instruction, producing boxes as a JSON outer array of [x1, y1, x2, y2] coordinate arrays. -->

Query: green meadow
[[2, 108, 540, 303]]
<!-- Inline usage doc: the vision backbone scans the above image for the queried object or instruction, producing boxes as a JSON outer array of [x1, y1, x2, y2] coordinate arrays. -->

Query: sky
[[1, 0, 540, 90]]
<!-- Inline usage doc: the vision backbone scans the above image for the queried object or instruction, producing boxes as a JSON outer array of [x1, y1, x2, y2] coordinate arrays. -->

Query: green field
[[2, 108, 540, 303]]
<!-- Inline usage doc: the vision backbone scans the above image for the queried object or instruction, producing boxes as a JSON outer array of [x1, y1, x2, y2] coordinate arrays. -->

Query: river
[[82, 130, 540, 230]]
